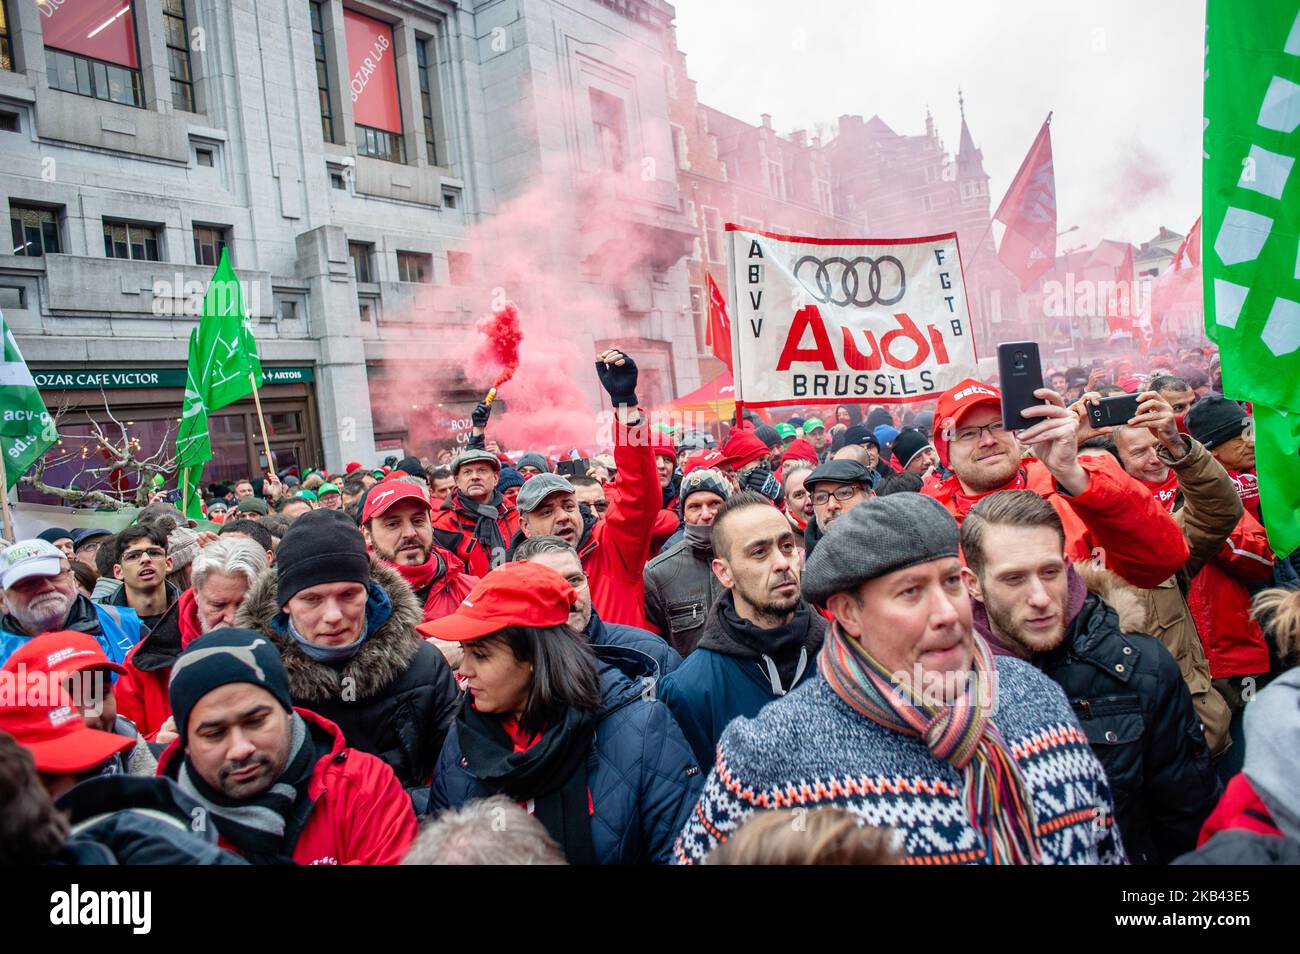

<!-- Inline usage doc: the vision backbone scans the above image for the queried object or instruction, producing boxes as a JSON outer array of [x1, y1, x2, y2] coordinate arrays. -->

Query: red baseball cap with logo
[[2, 630, 127, 679], [933, 378, 1002, 468], [361, 482, 432, 523], [416, 563, 576, 642], [683, 448, 728, 476], [0, 689, 133, 773]]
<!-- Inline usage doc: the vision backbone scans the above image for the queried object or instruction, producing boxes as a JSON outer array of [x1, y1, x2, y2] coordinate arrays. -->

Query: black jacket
[[643, 538, 723, 657], [53, 775, 246, 865], [236, 558, 459, 802], [987, 593, 1221, 865]]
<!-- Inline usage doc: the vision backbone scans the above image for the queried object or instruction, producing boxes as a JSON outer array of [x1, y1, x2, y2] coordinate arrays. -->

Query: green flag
[[1204, 0, 1300, 556], [176, 250, 264, 518], [0, 310, 57, 492]]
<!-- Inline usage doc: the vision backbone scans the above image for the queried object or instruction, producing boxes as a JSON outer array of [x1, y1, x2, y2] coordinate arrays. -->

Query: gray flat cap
[[516, 473, 575, 513], [451, 448, 502, 475], [802, 492, 959, 606]]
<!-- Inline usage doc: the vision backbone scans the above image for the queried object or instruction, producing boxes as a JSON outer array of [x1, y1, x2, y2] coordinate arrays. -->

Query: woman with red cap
[[421, 562, 703, 864]]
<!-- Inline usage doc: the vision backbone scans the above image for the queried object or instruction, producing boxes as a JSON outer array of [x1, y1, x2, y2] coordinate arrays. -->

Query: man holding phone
[[923, 377, 1189, 591]]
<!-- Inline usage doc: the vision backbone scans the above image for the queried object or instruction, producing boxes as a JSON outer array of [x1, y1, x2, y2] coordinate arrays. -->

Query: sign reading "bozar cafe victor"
[[33, 368, 315, 390]]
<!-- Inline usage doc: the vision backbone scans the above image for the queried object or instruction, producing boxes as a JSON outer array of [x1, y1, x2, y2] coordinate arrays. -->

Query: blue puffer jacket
[[585, 610, 681, 687], [429, 651, 704, 864], [0, 596, 143, 669]]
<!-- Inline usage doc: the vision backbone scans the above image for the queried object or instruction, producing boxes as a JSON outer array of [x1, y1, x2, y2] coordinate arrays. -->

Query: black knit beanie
[[1184, 395, 1249, 450], [169, 628, 293, 742], [275, 508, 371, 607]]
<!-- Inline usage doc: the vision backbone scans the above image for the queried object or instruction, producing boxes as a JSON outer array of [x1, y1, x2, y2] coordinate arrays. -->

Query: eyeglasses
[[811, 486, 861, 506], [121, 547, 166, 563], [952, 421, 1009, 444]]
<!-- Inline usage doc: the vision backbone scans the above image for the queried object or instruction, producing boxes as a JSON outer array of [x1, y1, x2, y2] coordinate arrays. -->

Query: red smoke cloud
[[474, 301, 523, 391]]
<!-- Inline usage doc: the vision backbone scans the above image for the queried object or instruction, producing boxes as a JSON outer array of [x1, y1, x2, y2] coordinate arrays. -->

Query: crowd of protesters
[[1, 342, 1298, 867]]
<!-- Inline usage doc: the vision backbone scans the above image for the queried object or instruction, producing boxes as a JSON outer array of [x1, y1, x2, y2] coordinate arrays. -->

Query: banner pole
[[0, 449, 13, 543], [181, 467, 189, 517], [250, 372, 275, 473]]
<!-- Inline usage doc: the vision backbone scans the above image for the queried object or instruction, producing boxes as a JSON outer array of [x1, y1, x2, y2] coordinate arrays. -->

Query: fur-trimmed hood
[[1072, 560, 1150, 635], [234, 557, 425, 705]]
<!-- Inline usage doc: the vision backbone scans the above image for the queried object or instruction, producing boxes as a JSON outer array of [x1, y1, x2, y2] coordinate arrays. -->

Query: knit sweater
[[674, 654, 1127, 865]]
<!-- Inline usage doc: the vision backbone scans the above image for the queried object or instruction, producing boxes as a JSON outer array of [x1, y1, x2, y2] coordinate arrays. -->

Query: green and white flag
[[0, 310, 57, 492], [176, 249, 263, 518], [1204, 0, 1300, 556]]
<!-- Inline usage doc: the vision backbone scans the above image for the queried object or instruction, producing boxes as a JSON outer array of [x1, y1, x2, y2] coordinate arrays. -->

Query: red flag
[[1149, 217, 1203, 351], [704, 272, 732, 371], [993, 115, 1056, 290], [1107, 244, 1136, 337]]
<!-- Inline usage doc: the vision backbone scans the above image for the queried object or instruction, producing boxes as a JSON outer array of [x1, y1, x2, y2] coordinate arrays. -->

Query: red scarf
[[1140, 471, 1180, 513], [952, 470, 1028, 517], [388, 551, 443, 593]]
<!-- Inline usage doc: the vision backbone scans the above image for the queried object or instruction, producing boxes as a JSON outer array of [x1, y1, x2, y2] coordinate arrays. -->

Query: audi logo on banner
[[793, 255, 907, 307]]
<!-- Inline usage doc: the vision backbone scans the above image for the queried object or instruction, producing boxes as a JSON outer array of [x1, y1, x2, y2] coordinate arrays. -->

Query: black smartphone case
[[997, 341, 1045, 431]]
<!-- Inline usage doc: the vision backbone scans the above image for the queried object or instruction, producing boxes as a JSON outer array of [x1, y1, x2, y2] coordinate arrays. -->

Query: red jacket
[[1198, 773, 1282, 846], [1188, 511, 1274, 678], [579, 421, 661, 630], [158, 708, 417, 865], [925, 455, 1190, 589], [431, 491, 521, 578], [115, 588, 203, 740]]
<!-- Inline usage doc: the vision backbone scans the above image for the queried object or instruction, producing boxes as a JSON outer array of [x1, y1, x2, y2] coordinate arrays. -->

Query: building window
[[311, 2, 335, 143], [42, 0, 143, 107], [817, 179, 833, 214], [103, 220, 160, 261], [416, 39, 440, 165], [330, 172, 345, 189], [442, 189, 459, 209], [195, 147, 214, 167], [349, 242, 374, 283], [356, 124, 405, 164], [397, 251, 431, 284], [689, 285, 704, 349], [766, 159, 786, 201], [671, 124, 689, 171], [702, 206, 724, 263], [10, 205, 62, 257], [193, 225, 228, 266], [1, 0, 12, 72], [663, 64, 677, 101], [161, 0, 195, 111], [590, 89, 627, 173], [447, 251, 472, 286], [0, 109, 17, 132]]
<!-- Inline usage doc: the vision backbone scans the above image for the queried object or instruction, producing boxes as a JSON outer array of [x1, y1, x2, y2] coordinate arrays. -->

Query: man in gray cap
[[676, 492, 1124, 866], [430, 445, 519, 578]]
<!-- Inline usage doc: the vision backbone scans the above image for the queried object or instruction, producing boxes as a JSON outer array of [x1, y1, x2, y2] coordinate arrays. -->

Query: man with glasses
[[107, 526, 179, 633], [0, 539, 145, 665], [922, 378, 1189, 590], [806, 460, 875, 531]]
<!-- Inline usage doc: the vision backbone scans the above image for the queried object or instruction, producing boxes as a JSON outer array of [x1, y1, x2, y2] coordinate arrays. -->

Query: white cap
[[1, 539, 67, 590]]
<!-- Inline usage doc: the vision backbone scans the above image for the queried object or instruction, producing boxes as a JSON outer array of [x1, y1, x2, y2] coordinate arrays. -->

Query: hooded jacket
[[235, 558, 459, 796], [431, 489, 521, 578], [53, 774, 247, 865], [115, 587, 205, 740], [108, 579, 181, 632], [924, 452, 1189, 590], [584, 609, 682, 685], [975, 577, 1220, 864], [157, 707, 418, 865], [643, 536, 725, 657], [658, 592, 826, 770], [429, 649, 703, 864]]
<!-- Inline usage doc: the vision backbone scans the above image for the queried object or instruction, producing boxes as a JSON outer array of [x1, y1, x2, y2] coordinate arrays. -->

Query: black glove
[[471, 401, 491, 429], [595, 351, 639, 407], [741, 466, 785, 507]]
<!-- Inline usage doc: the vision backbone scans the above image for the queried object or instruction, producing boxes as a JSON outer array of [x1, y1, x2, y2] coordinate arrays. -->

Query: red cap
[[346, 461, 363, 474], [362, 482, 432, 523], [416, 562, 576, 642], [497, 453, 515, 466], [683, 448, 727, 475], [2, 630, 127, 679], [650, 433, 677, 464], [1118, 374, 1143, 393], [933, 379, 1002, 468], [0, 689, 133, 774], [722, 429, 769, 470], [381, 466, 391, 474], [780, 438, 820, 468]]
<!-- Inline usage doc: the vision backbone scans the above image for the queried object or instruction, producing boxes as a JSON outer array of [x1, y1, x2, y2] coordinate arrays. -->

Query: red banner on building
[[704, 272, 733, 371], [993, 115, 1056, 290], [343, 10, 402, 134], [39, 0, 140, 69]]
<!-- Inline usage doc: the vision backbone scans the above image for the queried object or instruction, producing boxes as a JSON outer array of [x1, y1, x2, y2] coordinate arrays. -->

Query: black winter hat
[[891, 428, 933, 469], [169, 628, 293, 742], [1184, 395, 1250, 450], [275, 508, 370, 607], [754, 424, 782, 450], [396, 456, 427, 481], [866, 407, 895, 432], [841, 424, 879, 449]]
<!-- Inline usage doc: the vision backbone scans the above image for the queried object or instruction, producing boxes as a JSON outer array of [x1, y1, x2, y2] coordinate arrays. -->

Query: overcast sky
[[673, 0, 1204, 251]]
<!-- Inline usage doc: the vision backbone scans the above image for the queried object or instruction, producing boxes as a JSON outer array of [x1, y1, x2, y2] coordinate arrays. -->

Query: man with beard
[[644, 469, 731, 656], [114, 537, 270, 742], [432, 402, 520, 577], [960, 490, 1221, 864], [362, 480, 477, 667], [923, 378, 1188, 589], [0, 540, 144, 666], [658, 491, 826, 770], [510, 349, 660, 630]]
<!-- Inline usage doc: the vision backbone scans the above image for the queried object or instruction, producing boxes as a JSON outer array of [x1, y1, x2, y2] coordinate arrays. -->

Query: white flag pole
[[0, 449, 14, 544]]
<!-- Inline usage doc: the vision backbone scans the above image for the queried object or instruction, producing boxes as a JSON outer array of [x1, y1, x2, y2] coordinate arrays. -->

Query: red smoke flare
[[474, 301, 524, 389]]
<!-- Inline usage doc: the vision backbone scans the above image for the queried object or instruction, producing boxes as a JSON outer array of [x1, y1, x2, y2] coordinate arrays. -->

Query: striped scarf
[[818, 622, 1042, 864]]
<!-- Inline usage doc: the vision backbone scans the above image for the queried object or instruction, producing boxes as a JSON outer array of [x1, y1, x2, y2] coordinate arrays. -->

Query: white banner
[[725, 227, 978, 406]]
